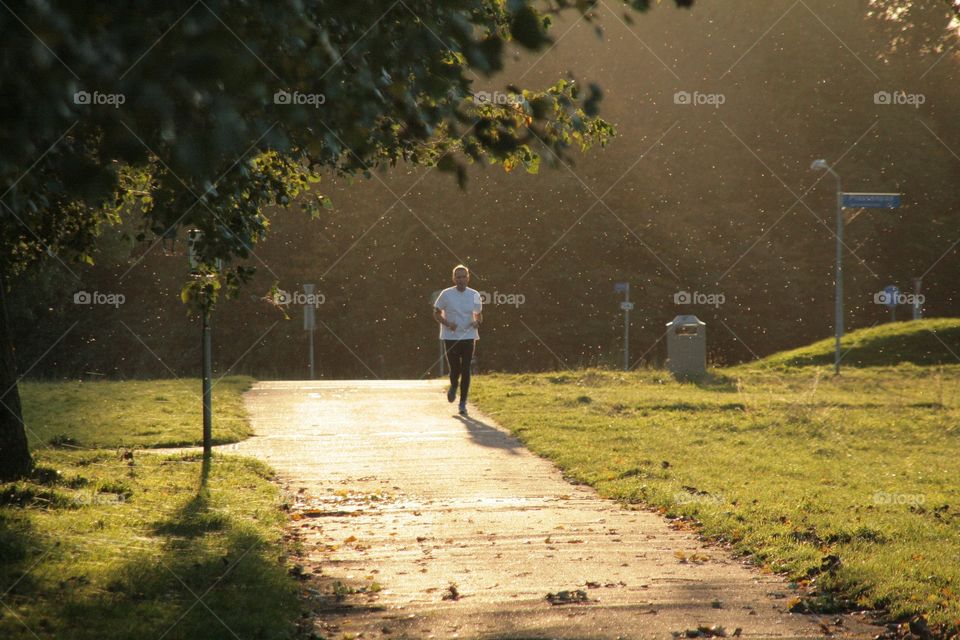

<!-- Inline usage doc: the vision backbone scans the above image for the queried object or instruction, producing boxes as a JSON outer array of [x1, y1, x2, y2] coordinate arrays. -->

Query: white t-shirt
[[435, 286, 482, 340]]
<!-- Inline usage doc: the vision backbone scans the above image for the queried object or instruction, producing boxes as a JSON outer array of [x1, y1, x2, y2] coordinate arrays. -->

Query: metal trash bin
[[666, 315, 706, 377]]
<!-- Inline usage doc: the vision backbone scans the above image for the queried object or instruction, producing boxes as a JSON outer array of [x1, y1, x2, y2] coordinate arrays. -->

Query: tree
[[0, 0, 695, 480]]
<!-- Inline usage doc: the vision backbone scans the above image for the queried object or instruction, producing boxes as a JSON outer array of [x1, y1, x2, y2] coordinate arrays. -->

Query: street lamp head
[[811, 159, 830, 171]]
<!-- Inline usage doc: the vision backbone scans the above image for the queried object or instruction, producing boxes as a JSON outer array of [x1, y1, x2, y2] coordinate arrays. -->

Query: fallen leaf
[[442, 583, 461, 601], [546, 589, 589, 605]]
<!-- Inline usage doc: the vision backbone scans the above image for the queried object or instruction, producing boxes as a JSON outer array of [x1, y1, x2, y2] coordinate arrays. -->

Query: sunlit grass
[[20, 376, 254, 449], [473, 365, 960, 632], [754, 317, 960, 368]]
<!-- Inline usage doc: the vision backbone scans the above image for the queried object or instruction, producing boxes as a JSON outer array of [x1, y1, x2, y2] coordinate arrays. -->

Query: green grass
[[754, 317, 960, 368], [473, 365, 960, 634], [1, 378, 302, 639], [20, 377, 254, 449]]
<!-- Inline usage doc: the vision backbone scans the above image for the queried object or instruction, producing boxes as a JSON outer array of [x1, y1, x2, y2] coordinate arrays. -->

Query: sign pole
[[913, 278, 923, 320], [613, 282, 632, 371], [835, 180, 844, 375], [623, 284, 630, 371]]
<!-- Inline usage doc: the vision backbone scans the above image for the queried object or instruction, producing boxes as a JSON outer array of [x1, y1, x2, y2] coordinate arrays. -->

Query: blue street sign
[[613, 282, 629, 293], [883, 285, 899, 308], [842, 192, 901, 209]]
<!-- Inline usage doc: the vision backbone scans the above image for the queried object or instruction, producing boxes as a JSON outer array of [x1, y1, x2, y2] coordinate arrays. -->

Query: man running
[[433, 264, 482, 416]]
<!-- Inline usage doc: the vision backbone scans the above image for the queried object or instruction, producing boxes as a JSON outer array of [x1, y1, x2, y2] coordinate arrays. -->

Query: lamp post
[[811, 159, 844, 375]]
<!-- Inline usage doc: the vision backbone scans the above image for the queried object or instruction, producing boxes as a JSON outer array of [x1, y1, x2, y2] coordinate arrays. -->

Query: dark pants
[[444, 339, 475, 404]]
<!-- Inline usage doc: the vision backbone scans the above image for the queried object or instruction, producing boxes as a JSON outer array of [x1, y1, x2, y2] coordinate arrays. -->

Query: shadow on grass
[[2, 459, 299, 640], [691, 371, 738, 390], [0, 510, 40, 592]]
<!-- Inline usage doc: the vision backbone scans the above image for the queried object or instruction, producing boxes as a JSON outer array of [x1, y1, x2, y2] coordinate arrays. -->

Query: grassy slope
[[1, 378, 300, 640], [754, 317, 960, 368], [473, 364, 960, 633]]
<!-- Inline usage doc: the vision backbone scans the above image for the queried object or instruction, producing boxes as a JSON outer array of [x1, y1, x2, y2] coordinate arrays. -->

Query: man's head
[[452, 264, 469, 290]]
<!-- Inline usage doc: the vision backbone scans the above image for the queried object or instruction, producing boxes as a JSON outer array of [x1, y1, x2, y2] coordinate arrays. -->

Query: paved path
[[223, 380, 880, 639]]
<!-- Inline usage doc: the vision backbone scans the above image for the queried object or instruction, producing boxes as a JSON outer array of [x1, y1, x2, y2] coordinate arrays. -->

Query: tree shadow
[[3, 457, 300, 640], [0, 510, 40, 592]]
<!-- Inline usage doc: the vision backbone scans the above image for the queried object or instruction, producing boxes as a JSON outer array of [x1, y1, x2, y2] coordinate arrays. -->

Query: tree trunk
[[0, 277, 33, 481]]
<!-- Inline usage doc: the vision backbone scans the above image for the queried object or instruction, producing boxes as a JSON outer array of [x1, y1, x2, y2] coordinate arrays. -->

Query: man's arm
[[434, 307, 457, 331], [471, 311, 482, 329]]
